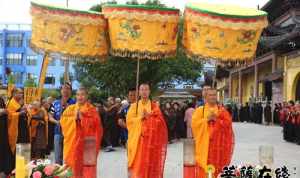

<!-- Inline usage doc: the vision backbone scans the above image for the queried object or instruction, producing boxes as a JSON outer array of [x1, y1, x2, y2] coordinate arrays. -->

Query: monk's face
[[206, 89, 217, 105], [76, 90, 88, 105], [128, 90, 136, 104], [202, 86, 211, 101], [139, 84, 150, 100]]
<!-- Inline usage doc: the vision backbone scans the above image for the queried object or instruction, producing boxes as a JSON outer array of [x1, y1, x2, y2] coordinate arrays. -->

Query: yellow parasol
[[30, 1, 109, 100], [103, 4, 180, 102], [183, 3, 268, 66]]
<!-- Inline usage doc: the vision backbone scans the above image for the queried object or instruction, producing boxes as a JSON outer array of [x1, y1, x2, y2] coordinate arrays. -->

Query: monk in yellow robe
[[6, 88, 30, 173], [7, 88, 29, 154], [127, 83, 168, 178], [191, 89, 234, 178], [60, 87, 103, 178]]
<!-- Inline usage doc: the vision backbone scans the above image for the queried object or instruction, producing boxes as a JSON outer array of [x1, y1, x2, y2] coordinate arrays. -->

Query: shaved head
[[206, 88, 217, 105], [202, 85, 211, 101]]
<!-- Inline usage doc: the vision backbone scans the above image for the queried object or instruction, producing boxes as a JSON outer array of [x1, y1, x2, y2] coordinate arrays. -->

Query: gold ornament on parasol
[[183, 3, 268, 66], [103, 4, 180, 107], [30, 1, 109, 101]]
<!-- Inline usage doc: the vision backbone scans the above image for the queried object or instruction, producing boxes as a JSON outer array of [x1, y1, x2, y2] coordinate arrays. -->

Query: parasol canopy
[[183, 3, 268, 65], [103, 4, 180, 60], [30, 1, 109, 61]]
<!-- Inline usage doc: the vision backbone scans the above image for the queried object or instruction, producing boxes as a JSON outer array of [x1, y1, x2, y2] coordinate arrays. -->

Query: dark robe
[[232, 105, 238, 122], [175, 108, 186, 139], [249, 104, 255, 123], [46, 122, 54, 154], [273, 106, 281, 125], [163, 108, 176, 142], [31, 110, 47, 159], [104, 106, 119, 147], [264, 105, 272, 124], [240, 105, 250, 122], [252, 103, 259, 123], [286, 112, 296, 142], [257, 104, 263, 124], [0, 112, 13, 174], [295, 114, 300, 145], [16, 110, 30, 143], [239, 107, 243, 122]]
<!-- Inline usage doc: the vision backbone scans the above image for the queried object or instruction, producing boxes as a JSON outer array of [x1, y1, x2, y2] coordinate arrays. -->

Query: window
[[6, 53, 22, 65], [6, 34, 23, 47], [0, 34, 3, 47], [26, 55, 37, 66], [60, 59, 65, 66], [12, 72, 22, 84], [183, 85, 193, 89], [49, 58, 56, 66], [27, 36, 31, 47], [45, 74, 55, 85], [26, 73, 37, 80], [0, 56, 3, 65]]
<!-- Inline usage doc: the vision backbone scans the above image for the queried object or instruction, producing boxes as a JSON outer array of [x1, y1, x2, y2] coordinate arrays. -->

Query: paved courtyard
[[93, 122, 300, 177], [97, 141, 183, 178], [231, 122, 300, 175]]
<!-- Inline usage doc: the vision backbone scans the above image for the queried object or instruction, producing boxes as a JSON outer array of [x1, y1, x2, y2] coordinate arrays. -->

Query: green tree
[[90, 0, 117, 12], [74, 0, 202, 97]]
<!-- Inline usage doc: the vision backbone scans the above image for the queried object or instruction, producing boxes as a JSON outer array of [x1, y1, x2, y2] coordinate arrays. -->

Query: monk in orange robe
[[191, 89, 234, 178], [127, 83, 168, 178], [60, 87, 103, 178], [28, 101, 49, 159]]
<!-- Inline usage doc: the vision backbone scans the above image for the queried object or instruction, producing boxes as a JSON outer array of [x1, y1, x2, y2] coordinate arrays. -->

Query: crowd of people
[[0, 83, 197, 177], [278, 101, 300, 145], [225, 100, 300, 145], [0, 82, 298, 177]]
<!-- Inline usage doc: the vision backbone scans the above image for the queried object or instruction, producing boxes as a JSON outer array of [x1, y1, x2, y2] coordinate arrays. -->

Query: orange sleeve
[[90, 106, 103, 153], [218, 109, 234, 166]]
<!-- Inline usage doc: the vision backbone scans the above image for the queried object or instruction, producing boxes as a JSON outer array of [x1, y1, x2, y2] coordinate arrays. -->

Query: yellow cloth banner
[[31, 2, 108, 60], [103, 5, 180, 60], [107, 18, 178, 59], [24, 87, 39, 105], [183, 20, 263, 63], [183, 3, 268, 64]]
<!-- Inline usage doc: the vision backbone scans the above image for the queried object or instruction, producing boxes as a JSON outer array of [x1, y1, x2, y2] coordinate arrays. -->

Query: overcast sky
[[0, 0, 269, 24]]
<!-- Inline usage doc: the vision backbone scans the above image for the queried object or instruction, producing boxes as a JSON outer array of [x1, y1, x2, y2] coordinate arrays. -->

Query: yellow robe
[[126, 100, 151, 167], [60, 102, 103, 178], [7, 98, 21, 153], [191, 104, 218, 172]]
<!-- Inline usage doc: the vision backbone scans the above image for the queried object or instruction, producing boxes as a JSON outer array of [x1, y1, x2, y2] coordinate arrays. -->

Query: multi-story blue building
[[0, 24, 78, 89]]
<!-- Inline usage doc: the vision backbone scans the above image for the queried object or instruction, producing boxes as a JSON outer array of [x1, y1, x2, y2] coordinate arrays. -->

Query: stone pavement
[[97, 141, 183, 178], [47, 123, 300, 177], [231, 122, 300, 176]]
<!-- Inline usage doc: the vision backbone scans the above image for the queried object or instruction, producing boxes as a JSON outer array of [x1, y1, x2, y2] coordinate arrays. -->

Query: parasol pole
[[64, 0, 70, 84], [135, 58, 140, 114], [37, 53, 50, 101]]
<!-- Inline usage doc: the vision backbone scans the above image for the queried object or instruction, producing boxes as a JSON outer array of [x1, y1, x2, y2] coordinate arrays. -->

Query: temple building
[[216, 0, 300, 104]]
